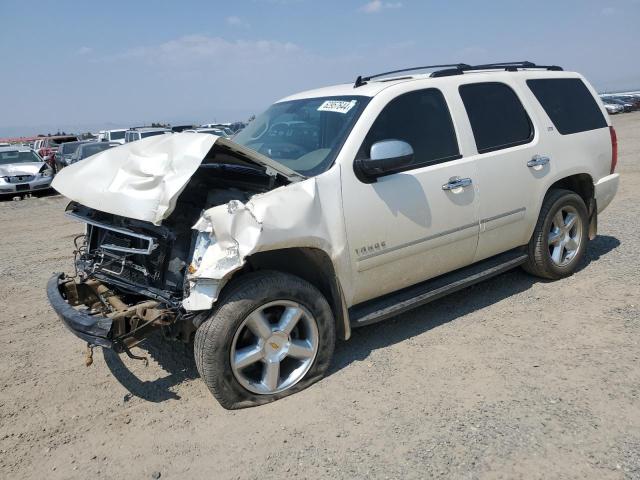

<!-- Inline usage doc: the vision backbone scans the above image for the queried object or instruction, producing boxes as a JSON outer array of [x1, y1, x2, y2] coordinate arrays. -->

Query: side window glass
[[527, 78, 607, 135], [459, 82, 533, 153], [359, 88, 460, 167]]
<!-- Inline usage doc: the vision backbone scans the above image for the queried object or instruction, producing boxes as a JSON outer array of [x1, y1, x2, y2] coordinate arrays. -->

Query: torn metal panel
[[184, 166, 350, 310], [51, 133, 303, 226], [52, 133, 216, 225]]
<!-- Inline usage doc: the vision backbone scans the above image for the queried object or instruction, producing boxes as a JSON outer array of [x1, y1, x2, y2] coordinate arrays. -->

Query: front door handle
[[442, 177, 473, 191], [527, 155, 550, 168]]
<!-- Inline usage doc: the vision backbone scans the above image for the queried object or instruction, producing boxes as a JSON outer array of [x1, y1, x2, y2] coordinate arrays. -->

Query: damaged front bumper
[[47, 273, 115, 349], [47, 273, 176, 352]]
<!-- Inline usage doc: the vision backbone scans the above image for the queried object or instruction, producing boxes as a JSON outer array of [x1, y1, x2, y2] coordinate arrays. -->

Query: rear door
[[341, 87, 480, 305], [457, 81, 549, 262], [526, 76, 611, 183]]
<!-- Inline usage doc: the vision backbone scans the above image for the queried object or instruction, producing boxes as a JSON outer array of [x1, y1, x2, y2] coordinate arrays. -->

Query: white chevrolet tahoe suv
[[48, 62, 619, 409]]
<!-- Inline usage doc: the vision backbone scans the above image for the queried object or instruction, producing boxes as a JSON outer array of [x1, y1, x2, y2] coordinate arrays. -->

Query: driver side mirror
[[356, 140, 414, 182]]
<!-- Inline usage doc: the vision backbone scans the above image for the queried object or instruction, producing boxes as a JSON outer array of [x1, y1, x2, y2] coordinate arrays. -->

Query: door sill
[[349, 248, 528, 328]]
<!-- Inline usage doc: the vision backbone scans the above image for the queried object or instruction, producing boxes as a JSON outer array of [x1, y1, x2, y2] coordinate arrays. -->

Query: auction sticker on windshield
[[317, 99, 357, 114]]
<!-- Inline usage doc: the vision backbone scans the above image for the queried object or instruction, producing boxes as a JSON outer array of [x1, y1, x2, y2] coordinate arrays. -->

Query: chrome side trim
[[356, 207, 527, 262], [65, 211, 157, 255], [480, 207, 526, 226], [358, 221, 478, 261]]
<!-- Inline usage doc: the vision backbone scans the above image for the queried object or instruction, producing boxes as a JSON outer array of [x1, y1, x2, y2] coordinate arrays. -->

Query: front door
[[341, 87, 480, 305]]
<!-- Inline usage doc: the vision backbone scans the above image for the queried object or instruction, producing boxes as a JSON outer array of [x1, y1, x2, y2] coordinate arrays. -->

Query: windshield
[[141, 131, 168, 139], [0, 150, 41, 165], [110, 131, 126, 140], [233, 96, 368, 176]]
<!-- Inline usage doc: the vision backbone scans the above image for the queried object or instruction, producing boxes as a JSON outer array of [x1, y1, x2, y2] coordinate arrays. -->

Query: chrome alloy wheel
[[230, 300, 319, 395], [548, 205, 583, 267]]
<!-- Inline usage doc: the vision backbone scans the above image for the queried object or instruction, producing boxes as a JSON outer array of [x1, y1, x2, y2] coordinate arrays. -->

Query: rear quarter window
[[527, 78, 607, 135]]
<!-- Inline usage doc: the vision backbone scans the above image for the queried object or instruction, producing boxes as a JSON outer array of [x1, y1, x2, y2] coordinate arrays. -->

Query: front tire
[[194, 270, 335, 409], [523, 189, 589, 280]]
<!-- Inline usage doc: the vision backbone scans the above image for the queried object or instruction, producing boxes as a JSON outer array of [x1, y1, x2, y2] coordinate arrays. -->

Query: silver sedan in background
[[0, 146, 54, 195]]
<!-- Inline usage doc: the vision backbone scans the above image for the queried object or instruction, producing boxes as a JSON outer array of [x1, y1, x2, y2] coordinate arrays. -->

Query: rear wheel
[[194, 271, 335, 409], [523, 189, 589, 279]]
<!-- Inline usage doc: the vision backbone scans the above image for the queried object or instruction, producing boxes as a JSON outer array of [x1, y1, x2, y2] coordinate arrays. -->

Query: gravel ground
[[1, 113, 639, 480]]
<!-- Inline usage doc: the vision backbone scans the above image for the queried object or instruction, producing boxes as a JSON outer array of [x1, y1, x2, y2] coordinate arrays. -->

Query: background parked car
[[34, 135, 79, 169], [170, 125, 194, 133], [98, 129, 128, 145], [606, 98, 634, 112], [184, 127, 230, 137], [54, 140, 91, 171], [0, 146, 54, 195], [610, 95, 640, 110], [603, 102, 624, 114], [199, 123, 235, 136], [228, 121, 246, 133], [124, 127, 172, 143], [67, 142, 119, 165]]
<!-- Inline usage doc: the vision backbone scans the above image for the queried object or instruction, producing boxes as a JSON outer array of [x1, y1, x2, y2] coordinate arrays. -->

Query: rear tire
[[194, 270, 335, 409], [523, 189, 589, 280]]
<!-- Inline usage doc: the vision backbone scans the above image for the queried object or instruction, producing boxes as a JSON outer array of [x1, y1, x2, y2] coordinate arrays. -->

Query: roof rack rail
[[431, 61, 563, 78], [354, 63, 470, 88]]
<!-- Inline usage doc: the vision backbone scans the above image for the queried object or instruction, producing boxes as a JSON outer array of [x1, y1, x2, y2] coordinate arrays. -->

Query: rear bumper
[[594, 173, 620, 214], [47, 273, 114, 349]]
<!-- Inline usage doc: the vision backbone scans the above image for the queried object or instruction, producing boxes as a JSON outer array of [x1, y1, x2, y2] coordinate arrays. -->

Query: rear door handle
[[527, 155, 550, 168], [442, 177, 472, 191]]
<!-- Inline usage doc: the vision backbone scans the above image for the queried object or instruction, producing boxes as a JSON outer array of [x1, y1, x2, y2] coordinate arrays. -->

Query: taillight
[[609, 126, 618, 174]]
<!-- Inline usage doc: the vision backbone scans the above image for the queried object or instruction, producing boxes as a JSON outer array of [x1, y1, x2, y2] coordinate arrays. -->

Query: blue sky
[[1, 0, 639, 136]]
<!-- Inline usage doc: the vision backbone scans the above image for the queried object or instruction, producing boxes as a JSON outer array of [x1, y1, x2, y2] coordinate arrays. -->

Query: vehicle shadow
[[102, 235, 620, 402], [580, 233, 621, 266], [328, 234, 621, 376], [103, 332, 199, 403]]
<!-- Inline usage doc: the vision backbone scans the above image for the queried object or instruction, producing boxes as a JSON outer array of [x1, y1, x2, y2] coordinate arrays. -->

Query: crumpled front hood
[[0, 162, 45, 177], [51, 133, 302, 225]]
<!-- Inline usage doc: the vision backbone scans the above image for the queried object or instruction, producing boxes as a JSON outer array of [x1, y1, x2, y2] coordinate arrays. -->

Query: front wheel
[[194, 271, 335, 409], [523, 189, 589, 280]]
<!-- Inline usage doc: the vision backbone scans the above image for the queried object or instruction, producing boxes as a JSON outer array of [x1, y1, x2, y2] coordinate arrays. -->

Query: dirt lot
[[1, 113, 639, 480]]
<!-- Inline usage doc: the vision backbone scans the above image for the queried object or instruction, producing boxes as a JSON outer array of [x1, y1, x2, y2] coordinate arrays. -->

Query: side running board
[[349, 249, 528, 328]]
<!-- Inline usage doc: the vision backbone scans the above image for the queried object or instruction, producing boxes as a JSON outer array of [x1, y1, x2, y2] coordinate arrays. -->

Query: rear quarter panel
[[517, 72, 612, 240]]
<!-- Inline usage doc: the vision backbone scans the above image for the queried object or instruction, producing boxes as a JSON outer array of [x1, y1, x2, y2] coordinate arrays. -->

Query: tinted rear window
[[527, 78, 607, 135], [459, 82, 533, 153], [60, 142, 82, 154], [110, 131, 126, 140], [80, 143, 113, 159], [141, 131, 167, 138]]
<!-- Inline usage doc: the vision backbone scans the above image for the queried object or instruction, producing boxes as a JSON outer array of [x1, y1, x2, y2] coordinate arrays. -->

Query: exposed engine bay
[[59, 145, 290, 350]]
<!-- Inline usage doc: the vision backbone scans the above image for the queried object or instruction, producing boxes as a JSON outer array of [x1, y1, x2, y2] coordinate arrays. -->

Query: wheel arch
[[548, 173, 594, 204], [228, 247, 351, 341], [545, 173, 597, 239]]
